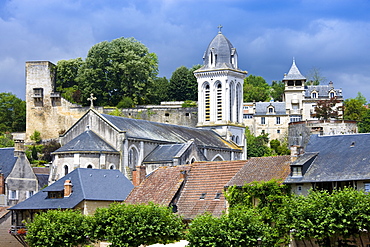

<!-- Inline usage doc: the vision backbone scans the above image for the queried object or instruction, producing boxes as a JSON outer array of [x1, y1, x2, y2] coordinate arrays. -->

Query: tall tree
[[305, 67, 326, 85], [56, 58, 84, 103], [168, 65, 200, 101], [0, 92, 26, 133], [343, 93, 367, 121], [243, 75, 270, 102], [76, 37, 158, 106], [270, 80, 285, 102]]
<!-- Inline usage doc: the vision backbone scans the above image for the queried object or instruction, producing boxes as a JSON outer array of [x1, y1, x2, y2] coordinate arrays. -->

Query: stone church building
[[47, 30, 247, 182]]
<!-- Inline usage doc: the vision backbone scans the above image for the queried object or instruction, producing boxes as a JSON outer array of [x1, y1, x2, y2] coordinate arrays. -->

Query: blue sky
[[1, 0, 370, 101]]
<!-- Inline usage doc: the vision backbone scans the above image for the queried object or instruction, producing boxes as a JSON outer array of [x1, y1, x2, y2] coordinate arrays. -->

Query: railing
[[9, 226, 29, 247]]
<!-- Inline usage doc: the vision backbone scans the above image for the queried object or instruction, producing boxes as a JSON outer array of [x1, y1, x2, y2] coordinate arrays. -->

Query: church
[[49, 30, 247, 182]]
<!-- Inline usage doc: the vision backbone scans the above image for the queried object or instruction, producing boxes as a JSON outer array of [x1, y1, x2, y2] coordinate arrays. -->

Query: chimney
[[180, 170, 187, 180], [290, 145, 304, 162], [0, 173, 4, 195], [64, 180, 73, 197], [132, 166, 146, 186], [12, 133, 26, 157]]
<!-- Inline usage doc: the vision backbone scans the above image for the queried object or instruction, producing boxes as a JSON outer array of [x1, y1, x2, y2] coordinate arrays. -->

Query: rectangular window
[[243, 114, 253, 119], [261, 117, 265, 125], [26, 191, 34, 198], [277, 130, 280, 134], [292, 167, 302, 177], [365, 183, 370, 192], [276, 117, 281, 124], [9, 190, 18, 200]]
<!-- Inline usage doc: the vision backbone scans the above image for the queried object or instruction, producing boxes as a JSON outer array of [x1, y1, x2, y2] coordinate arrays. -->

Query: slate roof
[[285, 134, 370, 183], [33, 167, 50, 189], [283, 59, 306, 80], [304, 84, 343, 98], [101, 113, 240, 151], [176, 160, 245, 219], [254, 102, 288, 116], [54, 130, 119, 154], [125, 165, 191, 206], [10, 168, 133, 210], [0, 148, 17, 179], [143, 144, 187, 163], [226, 156, 291, 187]]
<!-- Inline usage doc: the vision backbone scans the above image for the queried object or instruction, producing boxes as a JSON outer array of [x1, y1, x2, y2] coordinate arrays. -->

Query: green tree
[[246, 127, 273, 158], [92, 202, 184, 247], [270, 80, 285, 102], [288, 188, 370, 246], [0, 92, 26, 133], [146, 76, 170, 104], [358, 108, 370, 133], [313, 97, 341, 120], [168, 65, 200, 101], [56, 58, 84, 103], [26, 210, 92, 247], [0, 133, 14, 147], [243, 75, 270, 102], [343, 93, 367, 121], [270, 139, 290, 155], [305, 67, 326, 85], [76, 37, 158, 106]]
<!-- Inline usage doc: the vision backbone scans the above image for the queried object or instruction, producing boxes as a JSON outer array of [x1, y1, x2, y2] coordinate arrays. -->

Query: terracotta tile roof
[[125, 165, 191, 206], [226, 155, 291, 187], [176, 160, 245, 219], [0, 206, 10, 219]]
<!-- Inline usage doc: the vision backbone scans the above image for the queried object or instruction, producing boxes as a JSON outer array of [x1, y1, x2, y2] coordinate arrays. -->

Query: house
[[50, 109, 242, 183], [285, 134, 370, 195], [9, 168, 133, 228]]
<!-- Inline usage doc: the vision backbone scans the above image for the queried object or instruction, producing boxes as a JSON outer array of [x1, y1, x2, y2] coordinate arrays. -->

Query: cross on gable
[[87, 93, 97, 108]]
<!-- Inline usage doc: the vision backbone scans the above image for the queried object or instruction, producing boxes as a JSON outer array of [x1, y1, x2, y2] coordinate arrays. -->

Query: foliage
[[30, 130, 41, 143], [41, 140, 61, 162], [358, 108, 370, 133], [245, 127, 273, 158], [146, 76, 170, 104], [0, 133, 14, 147], [0, 92, 26, 133], [31, 145, 38, 160], [182, 100, 197, 108], [116, 96, 134, 108], [187, 207, 268, 247], [305, 67, 326, 85], [288, 188, 370, 246], [243, 75, 270, 102], [270, 81, 285, 102], [313, 97, 341, 120], [343, 93, 367, 122], [92, 202, 185, 247], [26, 210, 92, 247], [270, 139, 290, 155], [168, 65, 201, 101]]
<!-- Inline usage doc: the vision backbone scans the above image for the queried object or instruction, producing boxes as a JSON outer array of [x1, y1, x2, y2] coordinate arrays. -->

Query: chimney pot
[[64, 179, 73, 197], [0, 173, 4, 195], [132, 166, 146, 186]]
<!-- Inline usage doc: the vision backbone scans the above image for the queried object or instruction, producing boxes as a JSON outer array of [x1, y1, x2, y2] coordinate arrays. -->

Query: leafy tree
[[313, 97, 341, 120], [243, 75, 270, 102], [270, 80, 285, 102], [187, 207, 268, 247], [30, 130, 41, 143], [0, 133, 14, 147], [74, 37, 158, 106], [168, 65, 200, 101], [288, 188, 370, 246], [26, 210, 92, 247], [305, 67, 326, 85], [246, 127, 273, 158], [146, 76, 170, 104], [343, 93, 367, 121], [358, 108, 370, 133], [41, 140, 61, 162], [92, 202, 184, 247], [0, 92, 26, 133], [270, 139, 290, 155]]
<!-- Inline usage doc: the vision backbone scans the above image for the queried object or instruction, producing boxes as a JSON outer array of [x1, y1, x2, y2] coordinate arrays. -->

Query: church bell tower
[[194, 27, 247, 155]]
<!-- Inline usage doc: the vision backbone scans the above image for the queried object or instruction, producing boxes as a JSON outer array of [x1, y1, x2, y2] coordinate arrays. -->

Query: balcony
[[9, 226, 28, 247]]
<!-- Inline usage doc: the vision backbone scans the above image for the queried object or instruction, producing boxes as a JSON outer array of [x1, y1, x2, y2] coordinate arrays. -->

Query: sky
[[1, 0, 370, 101]]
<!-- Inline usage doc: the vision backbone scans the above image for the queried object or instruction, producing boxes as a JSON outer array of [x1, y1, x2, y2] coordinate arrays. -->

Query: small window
[[9, 190, 18, 200], [365, 183, 370, 192], [64, 165, 69, 176], [276, 117, 281, 124], [312, 92, 317, 98], [185, 113, 190, 116], [215, 193, 222, 200], [87, 164, 93, 169], [165, 113, 170, 117], [26, 191, 34, 198], [330, 92, 335, 98], [200, 193, 206, 200], [268, 107, 274, 113], [261, 117, 265, 125], [277, 130, 280, 134], [292, 166, 302, 177], [261, 130, 265, 134]]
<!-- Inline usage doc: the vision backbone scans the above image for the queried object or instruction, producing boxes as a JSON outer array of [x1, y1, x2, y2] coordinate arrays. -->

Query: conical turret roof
[[283, 59, 306, 80]]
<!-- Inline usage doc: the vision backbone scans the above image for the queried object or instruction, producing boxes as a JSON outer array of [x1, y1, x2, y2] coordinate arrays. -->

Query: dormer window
[[329, 91, 335, 98], [267, 106, 274, 114], [214, 192, 222, 200], [48, 191, 64, 199], [312, 92, 317, 98], [292, 166, 302, 177], [200, 193, 206, 200]]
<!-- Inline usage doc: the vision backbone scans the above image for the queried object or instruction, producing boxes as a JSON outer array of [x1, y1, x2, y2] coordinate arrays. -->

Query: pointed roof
[[54, 129, 118, 154], [0, 148, 17, 179], [283, 59, 306, 80], [10, 168, 133, 210]]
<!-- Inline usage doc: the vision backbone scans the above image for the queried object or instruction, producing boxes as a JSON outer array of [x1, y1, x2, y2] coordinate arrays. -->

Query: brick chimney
[[12, 132, 26, 157], [132, 166, 146, 186], [0, 173, 4, 195], [290, 145, 304, 162], [64, 180, 73, 197]]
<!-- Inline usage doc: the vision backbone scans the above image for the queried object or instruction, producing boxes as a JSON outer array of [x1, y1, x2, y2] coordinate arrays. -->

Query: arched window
[[110, 164, 116, 170], [216, 82, 222, 121], [64, 165, 69, 176], [128, 147, 139, 169], [204, 83, 210, 121], [312, 92, 317, 98], [235, 136, 239, 144], [236, 83, 241, 122], [330, 92, 335, 98], [229, 81, 235, 121], [87, 164, 93, 169]]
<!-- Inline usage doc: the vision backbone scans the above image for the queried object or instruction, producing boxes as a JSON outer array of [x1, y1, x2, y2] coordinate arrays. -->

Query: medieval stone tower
[[194, 29, 247, 157], [25, 61, 87, 142]]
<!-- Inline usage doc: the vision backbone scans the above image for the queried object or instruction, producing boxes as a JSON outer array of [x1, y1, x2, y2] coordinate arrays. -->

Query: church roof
[[226, 156, 291, 187], [54, 129, 119, 154], [10, 168, 133, 210], [101, 113, 241, 151], [143, 143, 187, 163], [283, 59, 306, 80], [285, 134, 370, 183], [0, 148, 17, 179]]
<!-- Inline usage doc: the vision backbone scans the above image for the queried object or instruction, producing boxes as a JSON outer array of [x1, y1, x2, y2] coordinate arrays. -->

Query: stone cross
[[87, 93, 97, 108], [218, 24, 223, 33]]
